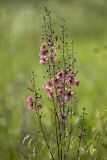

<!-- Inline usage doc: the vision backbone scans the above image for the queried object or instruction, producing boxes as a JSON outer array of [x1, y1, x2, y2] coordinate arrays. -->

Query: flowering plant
[[26, 7, 94, 160]]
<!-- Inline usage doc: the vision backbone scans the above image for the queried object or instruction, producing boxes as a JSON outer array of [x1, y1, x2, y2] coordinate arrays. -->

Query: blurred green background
[[0, 0, 107, 159]]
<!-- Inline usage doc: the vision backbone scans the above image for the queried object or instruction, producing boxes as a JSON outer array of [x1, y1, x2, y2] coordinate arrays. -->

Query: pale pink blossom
[[39, 42, 58, 64], [39, 43, 47, 64], [44, 81, 53, 98], [57, 70, 65, 80], [40, 56, 47, 64], [27, 96, 34, 110], [54, 75, 61, 85]]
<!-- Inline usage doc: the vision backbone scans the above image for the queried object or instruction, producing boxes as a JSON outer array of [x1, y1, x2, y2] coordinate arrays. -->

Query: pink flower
[[57, 70, 65, 80], [54, 75, 61, 85], [44, 81, 52, 92], [54, 69, 69, 86], [27, 96, 34, 110], [44, 81, 53, 98], [65, 90, 74, 100], [75, 80, 80, 86], [39, 43, 47, 64], [40, 49, 47, 56], [69, 75, 75, 85], [39, 42, 58, 64], [40, 56, 47, 64]]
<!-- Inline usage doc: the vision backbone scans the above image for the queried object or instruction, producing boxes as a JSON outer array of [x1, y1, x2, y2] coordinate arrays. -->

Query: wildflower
[[69, 74, 76, 85], [40, 56, 47, 64], [44, 81, 53, 92], [54, 75, 61, 85], [65, 90, 74, 100], [57, 70, 65, 80], [44, 81, 53, 98], [39, 43, 47, 64], [27, 96, 34, 110], [40, 49, 47, 56]]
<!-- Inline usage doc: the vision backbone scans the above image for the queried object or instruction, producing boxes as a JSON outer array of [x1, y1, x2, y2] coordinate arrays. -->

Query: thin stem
[[66, 104, 73, 158], [61, 18, 66, 160], [66, 127, 72, 156], [71, 41, 75, 72], [61, 18, 66, 113], [45, 8, 61, 159], [36, 111, 55, 160], [30, 72, 55, 160]]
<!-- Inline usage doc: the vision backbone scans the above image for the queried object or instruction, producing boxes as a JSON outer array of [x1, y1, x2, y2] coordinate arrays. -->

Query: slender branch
[[36, 112, 55, 160], [30, 72, 55, 160], [61, 18, 66, 160], [49, 18, 61, 160], [45, 8, 61, 159], [71, 41, 75, 72], [66, 104, 73, 158]]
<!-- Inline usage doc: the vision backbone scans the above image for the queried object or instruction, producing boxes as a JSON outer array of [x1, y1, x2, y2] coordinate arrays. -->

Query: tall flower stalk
[[27, 7, 81, 160]]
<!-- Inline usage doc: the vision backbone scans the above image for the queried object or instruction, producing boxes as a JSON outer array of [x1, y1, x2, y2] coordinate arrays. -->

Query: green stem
[[61, 19, 66, 160], [48, 12, 61, 160], [37, 112, 55, 160]]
